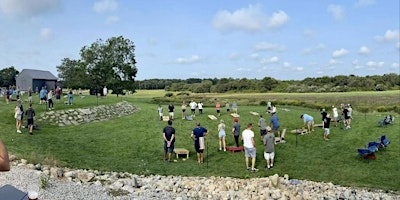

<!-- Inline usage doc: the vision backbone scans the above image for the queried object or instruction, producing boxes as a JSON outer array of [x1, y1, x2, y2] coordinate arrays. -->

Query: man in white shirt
[[189, 100, 197, 117], [242, 123, 258, 172]]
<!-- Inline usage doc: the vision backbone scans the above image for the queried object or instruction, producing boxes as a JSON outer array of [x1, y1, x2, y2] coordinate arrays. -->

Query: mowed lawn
[[0, 90, 399, 191]]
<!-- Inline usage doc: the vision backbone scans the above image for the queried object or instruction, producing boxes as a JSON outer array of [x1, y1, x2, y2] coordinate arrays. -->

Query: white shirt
[[198, 103, 203, 109], [242, 129, 254, 148], [189, 102, 197, 109], [332, 107, 338, 118]]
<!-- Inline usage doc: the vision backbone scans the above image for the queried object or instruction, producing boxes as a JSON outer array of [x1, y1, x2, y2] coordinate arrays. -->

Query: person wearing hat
[[231, 118, 241, 147], [191, 122, 209, 164], [263, 126, 275, 169], [217, 120, 226, 151]]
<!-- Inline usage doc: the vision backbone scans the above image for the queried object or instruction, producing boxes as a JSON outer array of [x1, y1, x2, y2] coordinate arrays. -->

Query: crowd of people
[[160, 101, 284, 172]]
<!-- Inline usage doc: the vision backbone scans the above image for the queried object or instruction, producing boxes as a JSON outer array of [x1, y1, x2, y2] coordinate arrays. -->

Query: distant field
[[1, 90, 399, 191]]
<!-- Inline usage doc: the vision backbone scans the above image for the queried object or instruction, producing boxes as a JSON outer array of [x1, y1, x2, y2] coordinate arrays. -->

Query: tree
[[56, 58, 86, 89], [0, 66, 19, 87], [80, 36, 138, 95]]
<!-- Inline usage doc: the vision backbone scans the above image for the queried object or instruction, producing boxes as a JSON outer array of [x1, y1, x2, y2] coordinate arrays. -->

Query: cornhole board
[[275, 129, 286, 143], [290, 129, 307, 135], [174, 148, 189, 159], [231, 113, 240, 118], [0, 184, 28, 200], [162, 116, 170, 121], [225, 146, 244, 153], [314, 123, 323, 127], [208, 115, 218, 120], [250, 111, 259, 116]]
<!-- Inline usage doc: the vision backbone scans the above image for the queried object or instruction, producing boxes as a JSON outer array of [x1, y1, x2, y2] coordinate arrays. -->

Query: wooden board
[[208, 115, 218, 120]]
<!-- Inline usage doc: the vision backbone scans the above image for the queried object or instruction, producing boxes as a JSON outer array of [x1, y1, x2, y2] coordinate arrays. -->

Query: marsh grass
[[0, 90, 399, 191]]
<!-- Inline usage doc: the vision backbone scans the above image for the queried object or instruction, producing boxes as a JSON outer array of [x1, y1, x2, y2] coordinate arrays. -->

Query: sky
[[0, 0, 399, 81]]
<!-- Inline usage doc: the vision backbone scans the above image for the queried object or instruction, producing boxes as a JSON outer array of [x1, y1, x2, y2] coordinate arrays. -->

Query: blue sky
[[0, 0, 399, 80]]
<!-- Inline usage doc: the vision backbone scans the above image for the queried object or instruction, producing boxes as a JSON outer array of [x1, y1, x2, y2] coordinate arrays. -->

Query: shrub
[[164, 92, 174, 97]]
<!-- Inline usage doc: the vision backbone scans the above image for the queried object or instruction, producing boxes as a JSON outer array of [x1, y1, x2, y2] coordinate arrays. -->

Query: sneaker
[[251, 168, 259, 172], [280, 140, 286, 143], [219, 148, 222, 151], [223, 148, 226, 152], [29, 132, 33, 135], [17, 130, 22, 133], [246, 167, 251, 170]]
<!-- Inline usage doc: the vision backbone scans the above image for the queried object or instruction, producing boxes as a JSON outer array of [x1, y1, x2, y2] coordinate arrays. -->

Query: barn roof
[[19, 69, 57, 80]]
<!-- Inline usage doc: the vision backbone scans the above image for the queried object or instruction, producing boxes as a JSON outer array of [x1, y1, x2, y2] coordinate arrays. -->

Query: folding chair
[[378, 135, 390, 150], [357, 148, 375, 160], [367, 141, 380, 153]]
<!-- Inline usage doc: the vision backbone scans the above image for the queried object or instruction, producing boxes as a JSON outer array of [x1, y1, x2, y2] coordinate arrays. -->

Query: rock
[[269, 174, 280, 188]]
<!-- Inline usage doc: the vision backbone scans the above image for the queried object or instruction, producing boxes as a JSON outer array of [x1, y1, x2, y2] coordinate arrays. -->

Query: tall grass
[[0, 90, 399, 191]]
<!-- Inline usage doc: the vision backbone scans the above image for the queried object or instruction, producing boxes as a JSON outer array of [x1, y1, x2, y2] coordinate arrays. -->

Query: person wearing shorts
[[181, 101, 186, 120], [216, 102, 221, 116], [258, 115, 267, 141], [263, 126, 275, 169], [300, 114, 314, 133], [323, 114, 331, 140], [242, 123, 258, 172], [191, 122, 209, 164], [25, 103, 35, 135], [163, 120, 175, 162]]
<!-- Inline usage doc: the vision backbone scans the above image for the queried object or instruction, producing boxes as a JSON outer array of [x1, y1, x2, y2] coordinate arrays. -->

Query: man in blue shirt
[[301, 114, 314, 133], [191, 122, 209, 164]]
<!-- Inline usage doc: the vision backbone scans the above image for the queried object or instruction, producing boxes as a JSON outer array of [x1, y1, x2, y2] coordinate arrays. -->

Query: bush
[[164, 92, 174, 97]]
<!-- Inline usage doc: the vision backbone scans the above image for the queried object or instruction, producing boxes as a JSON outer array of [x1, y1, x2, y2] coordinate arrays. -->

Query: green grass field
[[0, 90, 399, 191]]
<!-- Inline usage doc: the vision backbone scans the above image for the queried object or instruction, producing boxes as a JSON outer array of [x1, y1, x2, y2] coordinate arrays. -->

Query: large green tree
[[56, 58, 86, 89], [80, 36, 138, 95], [0, 66, 19, 87]]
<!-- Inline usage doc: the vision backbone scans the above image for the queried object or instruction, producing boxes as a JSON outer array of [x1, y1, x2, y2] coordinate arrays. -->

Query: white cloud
[[329, 59, 337, 65], [391, 62, 399, 69], [39, 27, 53, 41], [260, 56, 279, 64], [283, 62, 290, 67], [375, 29, 400, 42], [352, 59, 359, 65], [0, 0, 61, 19], [174, 55, 201, 64], [237, 67, 251, 72], [212, 4, 268, 32], [93, 0, 118, 13], [105, 15, 119, 24], [295, 67, 304, 71], [358, 46, 371, 55], [267, 10, 289, 28], [332, 48, 349, 58], [249, 53, 259, 59], [365, 61, 384, 68], [327, 4, 344, 20], [302, 48, 312, 55], [355, 0, 376, 7], [254, 42, 285, 52], [212, 5, 289, 33]]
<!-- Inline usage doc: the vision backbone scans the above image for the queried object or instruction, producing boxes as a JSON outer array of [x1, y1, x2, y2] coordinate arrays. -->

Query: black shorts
[[260, 129, 267, 136], [56, 95, 61, 100], [217, 110, 220, 113], [195, 144, 204, 153], [28, 118, 34, 125]]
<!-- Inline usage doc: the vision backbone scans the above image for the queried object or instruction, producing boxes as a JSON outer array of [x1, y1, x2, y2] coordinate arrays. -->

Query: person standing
[[232, 118, 241, 147], [55, 86, 61, 103], [189, 100, 197, 117], [191, 122, 209, 164], [158, 104, 163, 121], [14, 99, 23, 133], [217, 120, 226, 151], [39, 86, 47, 104], [25, 103, 36, 135], [47, 90, 54, 110], [242, 123, 258, 172], [181, 101, 187, 120], [168, 103, 174, 120], [198, 102, 203, 115], [232, 101, 238, 114], [332, 105, 339, 127], [323, 114, 331, 140], [163, 120, 175, 162], [68, 89, 74, 105], [270, 112, 283, 142], [226, 102, 230, 113], [300, 114, 314, 133], [103, 86, 108, 97], [216, 102, 221, 116], [28, 87, 33, 103], [263, 126, 275, 169], [0, 140, 10, 171], [258, 115, 267, 141], [321, 108, 327, 126]]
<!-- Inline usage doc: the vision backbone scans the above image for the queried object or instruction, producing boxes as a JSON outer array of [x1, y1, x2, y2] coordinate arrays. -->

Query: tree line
[[135, 73, 399, 93]]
